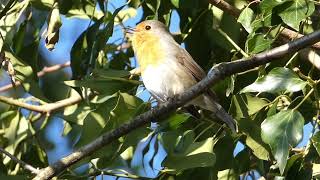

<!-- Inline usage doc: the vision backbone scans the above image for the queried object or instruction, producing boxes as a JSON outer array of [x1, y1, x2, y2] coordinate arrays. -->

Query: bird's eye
[[145, 25, 151, 30]]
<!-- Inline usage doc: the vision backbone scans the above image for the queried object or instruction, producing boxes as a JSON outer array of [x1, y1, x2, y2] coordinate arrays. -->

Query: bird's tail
[[202, 94, 238, 133]]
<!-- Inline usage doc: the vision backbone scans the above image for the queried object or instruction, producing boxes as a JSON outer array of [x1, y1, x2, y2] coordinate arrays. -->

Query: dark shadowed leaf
[[312, 131, 320, 156], [230, 93, 268, 119], [162, 137, 216, 172], [261, 109, 304, 174], [160, 113, 191, 130]]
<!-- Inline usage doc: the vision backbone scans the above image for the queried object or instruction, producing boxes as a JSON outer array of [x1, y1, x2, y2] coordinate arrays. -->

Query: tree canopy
[[0, 0, 320, 179]]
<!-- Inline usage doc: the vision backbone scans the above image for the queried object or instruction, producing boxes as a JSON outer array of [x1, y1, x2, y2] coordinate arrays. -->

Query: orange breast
[[131, 33, 165, 71]]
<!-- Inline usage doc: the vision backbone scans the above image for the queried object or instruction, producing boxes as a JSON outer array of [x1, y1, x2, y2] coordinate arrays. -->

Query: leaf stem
[[217, 28, 249, 58], [293, 88, 314, 110]]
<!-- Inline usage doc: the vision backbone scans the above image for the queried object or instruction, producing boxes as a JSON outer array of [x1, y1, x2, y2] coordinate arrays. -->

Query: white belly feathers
[[141, 61, 195, 101]]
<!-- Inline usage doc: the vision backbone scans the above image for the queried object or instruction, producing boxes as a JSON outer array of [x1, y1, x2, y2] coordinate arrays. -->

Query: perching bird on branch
[[128, 20, 237, 132]]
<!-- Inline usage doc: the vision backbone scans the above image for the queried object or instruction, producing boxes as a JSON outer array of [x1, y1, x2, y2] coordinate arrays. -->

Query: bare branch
[[208, 0, 320, 50], [0, 61, 71, 93], [0, 93, 82, 114], [33, 29, 320, 180], [0, 147, 40, 174]]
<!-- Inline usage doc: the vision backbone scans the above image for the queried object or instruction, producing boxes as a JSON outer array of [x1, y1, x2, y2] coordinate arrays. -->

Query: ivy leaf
[[238, 7, 255, 33], [261, 109, 304, 174], [278, 0, 315, 31], [241, 67, 307, 93], [230, 93, 268, 119], [246, 33, 273, 53], [159, 131, 216, 172], [259, 0, 289, 13]]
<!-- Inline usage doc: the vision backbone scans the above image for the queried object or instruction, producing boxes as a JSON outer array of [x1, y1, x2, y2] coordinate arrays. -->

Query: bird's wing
[[176, 47, 206, 82]]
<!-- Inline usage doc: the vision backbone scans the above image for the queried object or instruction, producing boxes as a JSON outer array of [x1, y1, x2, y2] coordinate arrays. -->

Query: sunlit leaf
[[259, 0, 289, 13], [0, 1, 29, 40], [241, 67, 307, 93], [44, 2, 61, 51], [217, 169, 237, 180], [238, 7, 255, 33], [261, 109, 304, 174], [278, 0, 315, 30]]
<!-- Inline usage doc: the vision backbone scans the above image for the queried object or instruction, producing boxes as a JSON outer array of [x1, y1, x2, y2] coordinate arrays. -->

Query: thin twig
[[0, 61, 71, 93], [0, 147, 40, 174], [33, 28, 320, 180]]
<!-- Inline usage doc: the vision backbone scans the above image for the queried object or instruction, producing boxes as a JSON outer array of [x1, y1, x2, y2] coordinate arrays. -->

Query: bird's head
[[128, 20, 172, 68]]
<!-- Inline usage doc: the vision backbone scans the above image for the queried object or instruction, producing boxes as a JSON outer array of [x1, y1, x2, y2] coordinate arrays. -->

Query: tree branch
[[208, 0, 320, 50], [33, 29, 320, 180], [0, 147, 40, 174], [0, 61, 71, 93], [0, 93, 82, 114]]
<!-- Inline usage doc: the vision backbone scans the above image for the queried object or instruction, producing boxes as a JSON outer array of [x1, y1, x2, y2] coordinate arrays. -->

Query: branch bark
[[0, 93, 82, 114], [33, 29, 320, 180], [0, 147, 40, 174], [208, 0, 320, 50]]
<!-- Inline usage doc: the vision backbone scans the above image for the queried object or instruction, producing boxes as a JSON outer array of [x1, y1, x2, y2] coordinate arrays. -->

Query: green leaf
[[5, 51, 45, 99], [261, 109, 304, 174], [311, 131, 320, 156], [70, 5, 124, 79], [230, 93, 269, 119], [217, 169, 237, 180], [313, 163, 320, 178], [66, 1, 104, 19], [246, 33, 273, 53], [237, 110, 270, 161], [171, 0, 179, 8], [246, 135, 269, 160], [160, 113, 191, 130], [162, 137, 216, 172], [64, 78, 137, 95], [241, 67, 307, 93], [0, 1, 29, 41], [237, 7, 255, 33], [76, 93, 144, 147], [44, 2, 62, 51], [259, 0, 289, 13], [278, 0, 315, 30]]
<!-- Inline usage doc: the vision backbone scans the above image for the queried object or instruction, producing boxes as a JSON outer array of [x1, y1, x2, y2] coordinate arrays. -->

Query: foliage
[[0, 0, 319, 179]]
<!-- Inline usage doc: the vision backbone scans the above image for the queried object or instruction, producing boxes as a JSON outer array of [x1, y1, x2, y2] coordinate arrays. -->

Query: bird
[[128, 20, 237, 133]]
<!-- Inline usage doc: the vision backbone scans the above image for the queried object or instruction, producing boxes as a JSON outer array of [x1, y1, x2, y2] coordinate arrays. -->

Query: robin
[[128, 20, 237, 132]]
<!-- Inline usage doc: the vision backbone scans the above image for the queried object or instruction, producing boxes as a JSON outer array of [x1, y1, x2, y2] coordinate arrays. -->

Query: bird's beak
[[124, 27, 136, 34]]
